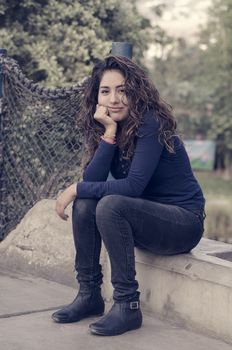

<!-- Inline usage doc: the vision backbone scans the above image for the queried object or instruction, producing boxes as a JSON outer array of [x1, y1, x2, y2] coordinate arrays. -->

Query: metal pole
[[110, 42, 133, 59], [0, 48, 7, 240]]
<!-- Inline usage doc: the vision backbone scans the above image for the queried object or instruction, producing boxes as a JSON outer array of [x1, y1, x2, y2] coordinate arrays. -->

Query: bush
[[204, 199, 232, 243]]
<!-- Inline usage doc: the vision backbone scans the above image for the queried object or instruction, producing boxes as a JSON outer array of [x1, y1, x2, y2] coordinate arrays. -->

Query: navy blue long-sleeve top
[[77, 110, 205, 211]]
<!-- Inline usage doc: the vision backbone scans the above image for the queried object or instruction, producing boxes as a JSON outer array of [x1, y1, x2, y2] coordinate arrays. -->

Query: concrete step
[[1, 270, 231, 350], [103, 238, 232, 344]]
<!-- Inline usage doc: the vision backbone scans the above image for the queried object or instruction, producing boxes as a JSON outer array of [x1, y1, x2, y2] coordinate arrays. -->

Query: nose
[[109, 91, 120, 104]]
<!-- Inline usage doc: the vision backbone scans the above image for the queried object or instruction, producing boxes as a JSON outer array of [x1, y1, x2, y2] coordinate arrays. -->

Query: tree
[[0, 0, 151, 86], [150, 34, 207, 138], [196, 0, 232, 169], [149, 0, 232, 170]]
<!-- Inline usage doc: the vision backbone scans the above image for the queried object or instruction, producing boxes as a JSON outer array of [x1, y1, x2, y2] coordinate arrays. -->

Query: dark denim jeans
[[72, 195, 204, 302]]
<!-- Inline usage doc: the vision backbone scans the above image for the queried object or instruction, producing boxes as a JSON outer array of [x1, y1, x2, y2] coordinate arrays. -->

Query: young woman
[[52, 55, 205, 336]]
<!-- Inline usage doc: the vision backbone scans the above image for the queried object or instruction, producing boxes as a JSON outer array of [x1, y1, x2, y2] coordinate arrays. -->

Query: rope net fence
[[0, 55, 85, 239]]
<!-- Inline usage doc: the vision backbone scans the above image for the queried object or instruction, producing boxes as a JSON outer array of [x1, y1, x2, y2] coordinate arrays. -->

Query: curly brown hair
[[78, 55, 177, 169]]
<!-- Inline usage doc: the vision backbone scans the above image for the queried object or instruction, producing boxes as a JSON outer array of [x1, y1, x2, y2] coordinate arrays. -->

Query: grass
[[194, 171, 232, 200], [194, 171, 232, 243]]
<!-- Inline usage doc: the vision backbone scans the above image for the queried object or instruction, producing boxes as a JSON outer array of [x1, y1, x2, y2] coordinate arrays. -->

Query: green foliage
[[0, 0, 150, 86], [198, 0, 232, 164], [195, 171, 232, 242], [150, 0, 232, 169]]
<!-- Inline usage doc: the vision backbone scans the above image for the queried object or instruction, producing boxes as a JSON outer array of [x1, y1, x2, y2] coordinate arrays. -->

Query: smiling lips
[[108, 107, 124, 113]]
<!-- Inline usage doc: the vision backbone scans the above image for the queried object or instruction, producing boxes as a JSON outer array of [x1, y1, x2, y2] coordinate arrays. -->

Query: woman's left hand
[[55, 184, 77, 221]]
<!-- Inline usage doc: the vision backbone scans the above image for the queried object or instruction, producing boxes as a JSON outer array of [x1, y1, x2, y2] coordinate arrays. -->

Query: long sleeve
[[77, 111, 163, 198], [82, 139, 117, 182]]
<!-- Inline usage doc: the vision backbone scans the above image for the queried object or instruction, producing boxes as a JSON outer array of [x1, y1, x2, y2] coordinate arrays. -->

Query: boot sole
[[89, 323, 142, 336], [52, 312, 104, 324]]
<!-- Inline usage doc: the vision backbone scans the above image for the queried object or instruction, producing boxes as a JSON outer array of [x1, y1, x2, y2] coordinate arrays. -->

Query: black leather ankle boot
[[52, 288, 105, 323], [89, 300, 142, 336]]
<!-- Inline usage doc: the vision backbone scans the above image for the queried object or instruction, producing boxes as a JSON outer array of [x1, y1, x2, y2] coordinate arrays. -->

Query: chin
[[110, 113, 128, 122]]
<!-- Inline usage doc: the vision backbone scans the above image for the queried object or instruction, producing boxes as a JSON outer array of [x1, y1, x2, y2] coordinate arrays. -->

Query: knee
[[72, 198, 97, 219], [96, 195, 124, 220]]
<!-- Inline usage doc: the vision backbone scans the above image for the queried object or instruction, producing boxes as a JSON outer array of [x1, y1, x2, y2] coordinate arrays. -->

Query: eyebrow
[[99, 84, 125, 89]]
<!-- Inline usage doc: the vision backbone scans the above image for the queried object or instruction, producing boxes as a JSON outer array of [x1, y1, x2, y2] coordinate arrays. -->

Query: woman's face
[[98, 69, 129, 122]]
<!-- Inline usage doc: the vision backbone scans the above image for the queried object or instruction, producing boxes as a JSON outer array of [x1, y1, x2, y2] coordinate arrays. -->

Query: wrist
[[100, 135, 116, 144], [69, 183, 77, 198], [102, 125, 117, 144], [105, 125, 117, 136]]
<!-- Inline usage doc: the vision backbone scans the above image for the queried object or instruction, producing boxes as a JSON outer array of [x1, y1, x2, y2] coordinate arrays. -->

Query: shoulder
[[136, 109, 160, 137]]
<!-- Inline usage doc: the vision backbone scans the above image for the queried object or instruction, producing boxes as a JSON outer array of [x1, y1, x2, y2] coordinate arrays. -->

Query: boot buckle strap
[[130, 301, 139, 309]]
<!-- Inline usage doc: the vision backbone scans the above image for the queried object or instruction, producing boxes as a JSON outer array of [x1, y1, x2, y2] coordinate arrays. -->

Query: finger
[[57, 208, 69, 220], [58, 210, 69, 221], [98, 104, 106, 110], [55, 202, 68, 221], [61, 214, 69, 221]]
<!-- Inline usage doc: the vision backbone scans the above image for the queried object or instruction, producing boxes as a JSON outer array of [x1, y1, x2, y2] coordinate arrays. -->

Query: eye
[[100, 89, 109, 95], [118, 88, 125, 94]]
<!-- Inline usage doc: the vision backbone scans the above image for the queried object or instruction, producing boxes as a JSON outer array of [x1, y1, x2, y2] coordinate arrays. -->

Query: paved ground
[[0, 270, 231, 350]]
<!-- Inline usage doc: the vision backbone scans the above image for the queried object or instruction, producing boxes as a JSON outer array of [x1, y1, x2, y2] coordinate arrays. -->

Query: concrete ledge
[[1, 200, 232, 343], [137, 240, 232, 343], [0, 200, 108, 289], [0, 200, 78, 287]]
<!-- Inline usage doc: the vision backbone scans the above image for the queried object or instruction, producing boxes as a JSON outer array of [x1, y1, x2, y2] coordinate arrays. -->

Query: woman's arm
[[83, 106, 118, 181], [78, 135, 162, 198], [55, 184, 77, 220], [82, 139, 117, 182], [78, 112, 163, 198], [55, 111, 161, 220]]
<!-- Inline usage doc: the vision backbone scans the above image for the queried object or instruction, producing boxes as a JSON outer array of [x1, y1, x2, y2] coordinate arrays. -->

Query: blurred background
[[0, 0, 231, 243]]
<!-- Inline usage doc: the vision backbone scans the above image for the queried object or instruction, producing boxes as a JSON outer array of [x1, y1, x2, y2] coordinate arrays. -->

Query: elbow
[[82, 168, 89, 181], [82, 168, 99, 181], [82, 172, 90, 182], [83, 173, 93, 182]]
